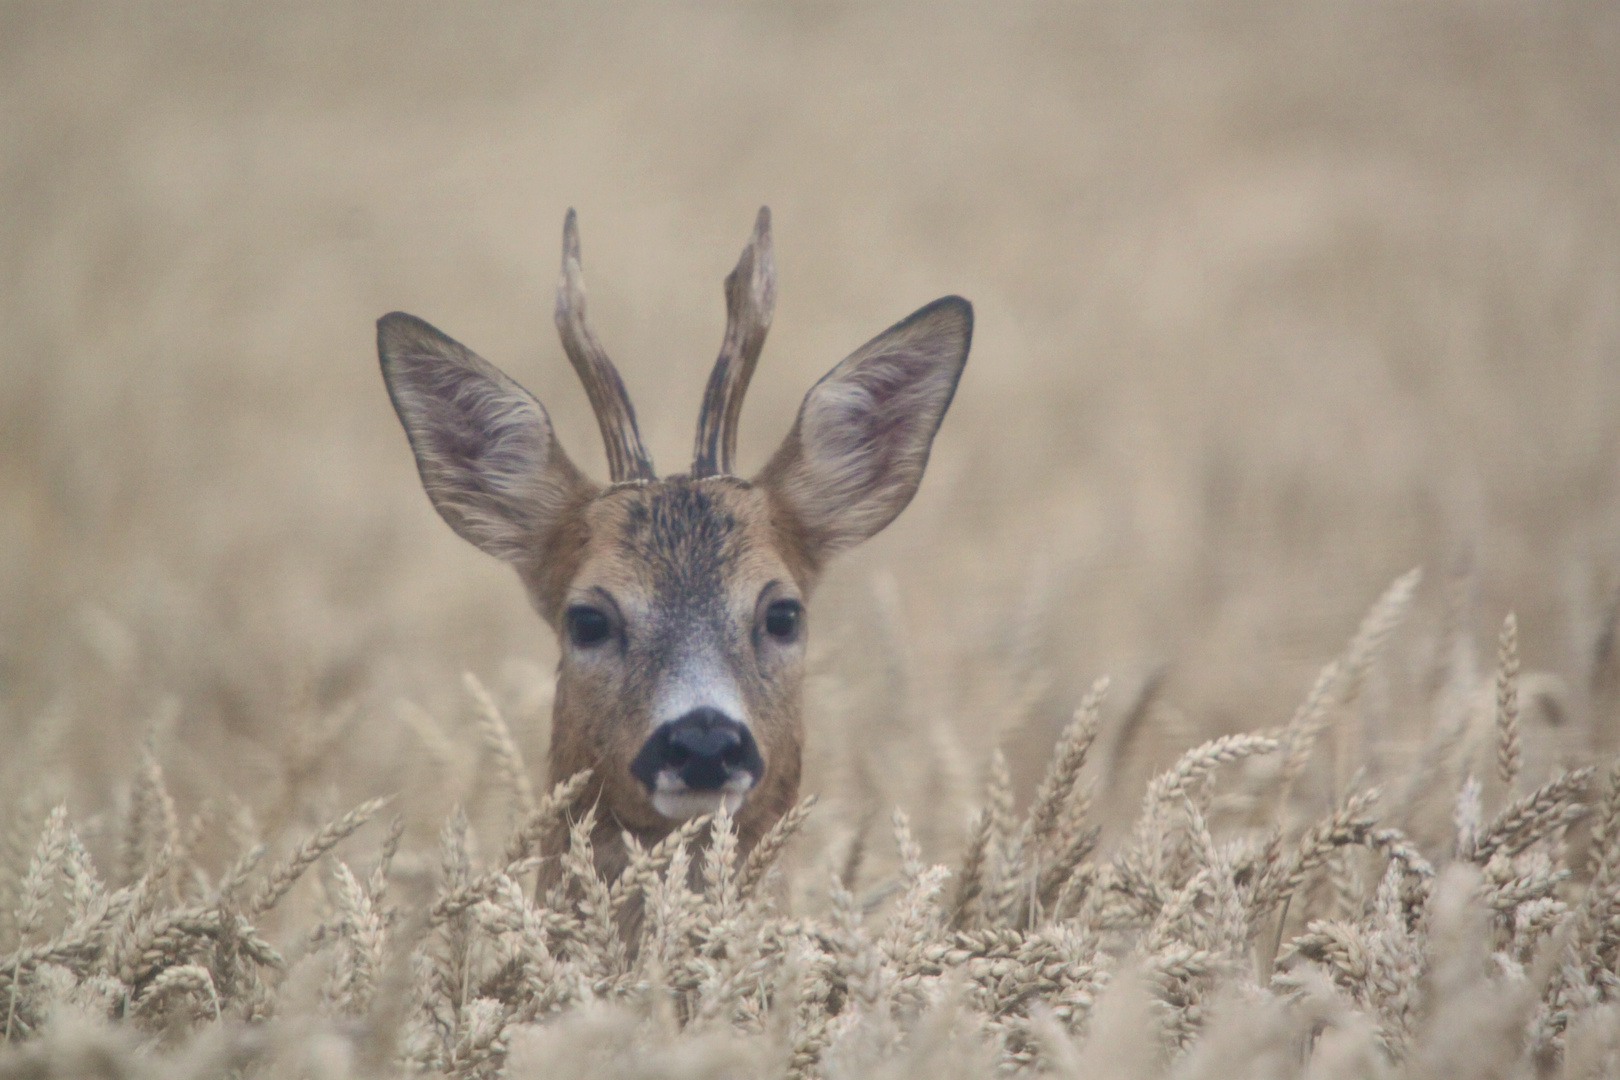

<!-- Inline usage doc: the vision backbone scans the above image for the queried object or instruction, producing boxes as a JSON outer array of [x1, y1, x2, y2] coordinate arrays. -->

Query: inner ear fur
[[757, 295, 972, 564], [378, 311, 596, 565]]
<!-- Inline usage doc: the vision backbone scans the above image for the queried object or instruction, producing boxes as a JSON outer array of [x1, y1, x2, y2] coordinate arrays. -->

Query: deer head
[[379, 209, 971, 860]]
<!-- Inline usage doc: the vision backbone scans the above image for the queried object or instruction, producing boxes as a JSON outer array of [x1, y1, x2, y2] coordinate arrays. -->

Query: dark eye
[[566, 605, 613, 648], [763, 599, 803, 643]]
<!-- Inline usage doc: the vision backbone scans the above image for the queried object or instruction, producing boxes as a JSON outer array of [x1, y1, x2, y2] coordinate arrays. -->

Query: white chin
[[652, 786, 750, 820]]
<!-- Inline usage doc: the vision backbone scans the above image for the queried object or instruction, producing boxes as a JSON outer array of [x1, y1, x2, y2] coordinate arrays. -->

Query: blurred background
[[3, 4, 1619, 869]]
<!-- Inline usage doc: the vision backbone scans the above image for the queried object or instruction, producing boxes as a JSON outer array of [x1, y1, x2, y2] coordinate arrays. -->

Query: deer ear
[[758, 296, 971, 562], [379, 312, 594, 563]]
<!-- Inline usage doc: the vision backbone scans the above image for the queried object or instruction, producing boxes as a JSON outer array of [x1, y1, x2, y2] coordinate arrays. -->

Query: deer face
[[379, 209, 970, 846], [544, 477, 808, 833]]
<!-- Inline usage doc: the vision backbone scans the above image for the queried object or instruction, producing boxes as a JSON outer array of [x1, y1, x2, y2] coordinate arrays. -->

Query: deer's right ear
[[379, 312, 594, 564]]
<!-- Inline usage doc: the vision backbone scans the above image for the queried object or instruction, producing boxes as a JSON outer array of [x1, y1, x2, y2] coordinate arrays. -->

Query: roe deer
[[379, 208, 971, 878]]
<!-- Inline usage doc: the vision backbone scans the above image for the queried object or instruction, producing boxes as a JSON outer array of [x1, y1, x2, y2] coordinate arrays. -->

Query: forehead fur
[[579, 476, 802, 600], [618, 478, 744, 591]]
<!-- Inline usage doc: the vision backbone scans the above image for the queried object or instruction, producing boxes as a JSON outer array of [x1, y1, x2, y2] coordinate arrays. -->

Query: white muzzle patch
[[650, 656, 748, 734], [650, 771, 756, 820]]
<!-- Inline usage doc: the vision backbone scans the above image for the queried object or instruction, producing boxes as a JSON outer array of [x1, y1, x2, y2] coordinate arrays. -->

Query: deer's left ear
[[757, 296, 971, 563]]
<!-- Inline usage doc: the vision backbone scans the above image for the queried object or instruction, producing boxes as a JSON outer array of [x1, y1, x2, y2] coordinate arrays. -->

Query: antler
[[691, 207, 776, 478], [555, 209, 656, 483]]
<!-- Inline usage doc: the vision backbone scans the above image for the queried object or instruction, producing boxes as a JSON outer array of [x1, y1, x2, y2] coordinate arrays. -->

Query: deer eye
[[763, 599, 803, 643], [566, 605, 613, 648]]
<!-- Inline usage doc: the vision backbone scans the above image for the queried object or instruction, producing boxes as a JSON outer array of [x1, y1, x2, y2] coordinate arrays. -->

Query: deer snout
[[631, 708, 763, 820]]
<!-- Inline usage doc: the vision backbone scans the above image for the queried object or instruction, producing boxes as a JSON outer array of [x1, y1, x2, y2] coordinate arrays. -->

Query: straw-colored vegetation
[[6, 573, 1620, 1079], [6, 4, 1620, 1078]]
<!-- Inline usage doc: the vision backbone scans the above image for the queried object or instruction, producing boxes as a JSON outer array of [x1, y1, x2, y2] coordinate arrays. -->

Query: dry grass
[[6, 3, 1620, 1077]]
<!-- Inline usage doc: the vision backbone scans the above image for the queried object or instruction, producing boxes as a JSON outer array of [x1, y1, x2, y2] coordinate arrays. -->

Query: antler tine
[[554, 209, 656, 483], [692, 206, 776, 478]]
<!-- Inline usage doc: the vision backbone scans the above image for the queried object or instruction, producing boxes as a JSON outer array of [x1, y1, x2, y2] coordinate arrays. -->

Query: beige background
[[4, 5, 1619, 863]]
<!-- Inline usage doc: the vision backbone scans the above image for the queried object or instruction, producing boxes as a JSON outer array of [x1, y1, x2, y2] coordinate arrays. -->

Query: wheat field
[[4, 4, 1620, 1077]]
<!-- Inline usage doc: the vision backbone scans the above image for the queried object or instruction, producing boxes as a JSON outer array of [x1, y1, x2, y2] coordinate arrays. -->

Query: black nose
[[631, 708, 764, 793]]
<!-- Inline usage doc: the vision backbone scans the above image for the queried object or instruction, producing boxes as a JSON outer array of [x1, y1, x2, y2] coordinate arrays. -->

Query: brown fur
[[528, 476, 813, 881]]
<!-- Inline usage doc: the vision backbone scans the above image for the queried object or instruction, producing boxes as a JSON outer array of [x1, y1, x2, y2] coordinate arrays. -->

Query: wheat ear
[[738, 795, 817, 901], [246, 796, 391, 918], [1495, 612, 1522, 794], [465, 670, 537, 818], [1025, 676, 1109, 849], [1340, 568, 1422, 707]]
